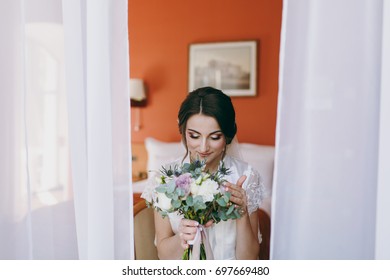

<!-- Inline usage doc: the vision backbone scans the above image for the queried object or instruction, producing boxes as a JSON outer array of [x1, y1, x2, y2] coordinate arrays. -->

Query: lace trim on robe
[[243, 168, 266, 215]]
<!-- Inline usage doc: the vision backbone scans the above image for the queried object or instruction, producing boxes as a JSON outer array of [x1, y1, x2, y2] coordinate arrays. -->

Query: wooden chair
[[258, 209, 271, 260], [133, 199, 159, 260]]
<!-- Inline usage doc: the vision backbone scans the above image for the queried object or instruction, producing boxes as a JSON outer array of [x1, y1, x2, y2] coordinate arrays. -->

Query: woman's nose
[[200, 139, 209, 152]]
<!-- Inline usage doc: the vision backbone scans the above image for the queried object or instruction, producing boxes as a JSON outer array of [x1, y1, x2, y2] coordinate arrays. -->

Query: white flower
[[155, 176, 164, 184], [190, 181, 199, 195], [191, 179, 219, 203], [155, 192, 172, 211]]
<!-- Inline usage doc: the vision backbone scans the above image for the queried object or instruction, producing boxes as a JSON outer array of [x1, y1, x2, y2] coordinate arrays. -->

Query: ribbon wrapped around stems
[[186, 225, 214, 260]]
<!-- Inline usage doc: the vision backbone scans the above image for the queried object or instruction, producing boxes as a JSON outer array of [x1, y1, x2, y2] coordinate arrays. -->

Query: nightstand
[[132, 171, 148, 182], [132, 172, 147, 205]]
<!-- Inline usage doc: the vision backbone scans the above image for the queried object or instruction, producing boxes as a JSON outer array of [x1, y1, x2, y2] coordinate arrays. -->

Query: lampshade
[[129, 79, 147, 107], [129, 79, 146, 101]]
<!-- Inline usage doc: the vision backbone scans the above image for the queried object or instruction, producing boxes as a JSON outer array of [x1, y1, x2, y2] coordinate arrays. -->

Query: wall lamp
[[130, 79, 147, 131], [130, 78, 147, 107]]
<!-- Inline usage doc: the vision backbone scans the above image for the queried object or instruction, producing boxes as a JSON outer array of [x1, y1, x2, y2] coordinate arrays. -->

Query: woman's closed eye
[[188, 133, 200, 139], [188, 133, 223, 141], [210, 134, 223, 141]]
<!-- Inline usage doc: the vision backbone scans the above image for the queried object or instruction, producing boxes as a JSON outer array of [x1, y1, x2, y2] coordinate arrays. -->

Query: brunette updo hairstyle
[[178, 87, 237, 159]]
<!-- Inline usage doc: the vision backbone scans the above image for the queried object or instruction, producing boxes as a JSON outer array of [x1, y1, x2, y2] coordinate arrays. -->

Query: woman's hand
[[178, 219, 199, 249], [178, 219, 214, 249], [224, 175, 248, 217]]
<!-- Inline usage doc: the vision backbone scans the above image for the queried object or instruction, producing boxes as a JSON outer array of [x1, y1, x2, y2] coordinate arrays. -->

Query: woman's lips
[[198, 152, 211, 157]]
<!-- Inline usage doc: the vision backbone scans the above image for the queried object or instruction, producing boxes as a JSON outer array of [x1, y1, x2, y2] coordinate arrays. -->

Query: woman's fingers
[[204, 220, 214, 228], [227, 187, 245, 199], [179, 220, 198, 236], [224, 176, 248, 209], [236, 175, 247, 188], [179, 219, 199, 248], [180, 238, 188, 249], [224, 176, 247, 193], [180, 219, 199, 229]]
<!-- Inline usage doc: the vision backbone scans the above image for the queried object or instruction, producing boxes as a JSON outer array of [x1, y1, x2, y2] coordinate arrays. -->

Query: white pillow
[[144, 137, 186, 172], [240, 143, 275, 193]]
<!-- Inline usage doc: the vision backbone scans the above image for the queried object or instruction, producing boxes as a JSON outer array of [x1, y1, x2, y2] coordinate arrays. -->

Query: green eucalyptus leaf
[[166, 180, 176, 193], [186, 195, 194, 206], [193, 195, 204, 205], [155, 186, 166, 193], [176, 188, 184, 197], [226, 204, 235, 215], [217, 197, 227, 207], [172, 199, 181, 209], [182, 163, 191, 172], [219, 211, 227, 221], [194, 201, 206, 212]]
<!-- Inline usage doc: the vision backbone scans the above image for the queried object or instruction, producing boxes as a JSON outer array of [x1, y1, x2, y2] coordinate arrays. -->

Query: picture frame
[[188, 41, 257, 97]]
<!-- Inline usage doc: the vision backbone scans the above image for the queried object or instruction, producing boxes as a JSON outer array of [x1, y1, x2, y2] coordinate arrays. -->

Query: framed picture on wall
[[188, 41, 257, 97]]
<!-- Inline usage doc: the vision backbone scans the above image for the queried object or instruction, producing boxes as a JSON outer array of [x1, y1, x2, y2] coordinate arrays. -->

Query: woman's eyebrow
[[187, 128, 222, 135], [187, 129, 200, 134]]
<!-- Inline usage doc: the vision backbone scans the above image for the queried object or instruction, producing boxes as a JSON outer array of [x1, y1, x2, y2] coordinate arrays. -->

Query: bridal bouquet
[[147, 159, 243, 260]]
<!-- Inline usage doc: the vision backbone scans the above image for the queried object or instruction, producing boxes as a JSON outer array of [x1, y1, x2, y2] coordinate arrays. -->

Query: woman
[[143, 87, 264, 260]]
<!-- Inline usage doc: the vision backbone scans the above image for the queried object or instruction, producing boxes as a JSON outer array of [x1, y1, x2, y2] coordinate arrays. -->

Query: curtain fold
[[62, 0, 88, 259], [272, 0, 386, 259], [62, 0, 132, 260], [0, 0, 32, 259], [375, 0, 390, 260]]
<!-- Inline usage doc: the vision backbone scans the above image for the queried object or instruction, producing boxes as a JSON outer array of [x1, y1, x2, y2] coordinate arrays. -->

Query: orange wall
[[129, 0, 282, 145]]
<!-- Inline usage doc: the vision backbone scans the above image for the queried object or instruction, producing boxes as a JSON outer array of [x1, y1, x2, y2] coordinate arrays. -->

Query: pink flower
[[175, 173, 192, 196]]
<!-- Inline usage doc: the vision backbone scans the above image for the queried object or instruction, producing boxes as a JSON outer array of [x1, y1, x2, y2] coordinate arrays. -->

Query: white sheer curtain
[[272, 0, 390, 259], [376, 0, 390, 260], [0, 0, 133, 260]]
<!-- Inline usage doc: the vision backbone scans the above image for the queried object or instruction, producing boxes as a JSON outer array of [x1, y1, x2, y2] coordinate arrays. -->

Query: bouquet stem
[[182, 243, 206, 260], [200, 243, 206, 260], [182, 245, 191, 260]]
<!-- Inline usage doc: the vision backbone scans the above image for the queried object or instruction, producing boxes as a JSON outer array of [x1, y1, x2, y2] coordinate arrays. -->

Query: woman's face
[[185, 114, 226, 171]]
